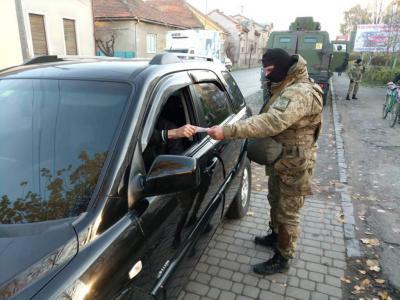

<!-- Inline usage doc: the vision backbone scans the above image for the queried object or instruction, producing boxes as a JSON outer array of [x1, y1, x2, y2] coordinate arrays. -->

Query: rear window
[[0, 79, 131, 224], [279, 37, 291, 43], [302, 36, 324, 50], [304, 37, 317, 43]]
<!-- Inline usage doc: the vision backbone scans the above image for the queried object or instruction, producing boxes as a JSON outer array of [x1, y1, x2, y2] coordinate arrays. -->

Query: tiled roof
[[94, 0, 159, 19], [208, 9, 239, 25], [93, 0, 188, 28], [146, 0, 204, 28]]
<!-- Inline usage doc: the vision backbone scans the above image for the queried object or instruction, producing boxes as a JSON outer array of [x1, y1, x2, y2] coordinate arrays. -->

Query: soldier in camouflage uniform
[[207, 48, 323, 275], [346, 58, 364, 100]]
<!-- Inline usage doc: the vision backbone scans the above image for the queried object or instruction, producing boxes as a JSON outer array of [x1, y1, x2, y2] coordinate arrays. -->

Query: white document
[[195, 126, 209, 133]]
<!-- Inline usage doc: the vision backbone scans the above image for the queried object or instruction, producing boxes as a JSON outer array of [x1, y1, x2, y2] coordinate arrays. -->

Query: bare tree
[[384, 0, 400, 54], [224, 37, 236, 63], [95, 34, 116, 57], [248, 43, 254, 68], [368, 0, 385, 24]]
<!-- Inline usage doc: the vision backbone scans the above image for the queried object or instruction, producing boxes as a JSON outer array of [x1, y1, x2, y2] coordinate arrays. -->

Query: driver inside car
[[143, 95, 197, 170]]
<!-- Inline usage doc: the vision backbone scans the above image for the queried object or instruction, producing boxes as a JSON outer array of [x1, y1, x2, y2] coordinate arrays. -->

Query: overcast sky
[[187, 0, 390, 39]]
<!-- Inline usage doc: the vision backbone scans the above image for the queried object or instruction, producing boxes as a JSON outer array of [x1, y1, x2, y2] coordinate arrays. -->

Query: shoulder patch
[[273, 97, 290, 112]]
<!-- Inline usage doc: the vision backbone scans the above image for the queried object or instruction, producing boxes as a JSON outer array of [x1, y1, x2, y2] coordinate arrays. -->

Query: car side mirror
[[143, 155, 200, 196]]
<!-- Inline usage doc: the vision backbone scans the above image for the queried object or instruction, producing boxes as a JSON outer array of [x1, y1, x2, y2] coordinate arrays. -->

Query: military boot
[[253, 252, 289, 275], [345, 94, 350, 100], [352, 94, 358, 100], [254, 230, 278, 249]]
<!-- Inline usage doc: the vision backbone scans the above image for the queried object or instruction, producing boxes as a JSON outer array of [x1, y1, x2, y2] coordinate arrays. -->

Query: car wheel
[[226, 158, 251, 219], [383, 94, 390, 119], [323, 87, 330, 106], [390, 102, 399, 127]]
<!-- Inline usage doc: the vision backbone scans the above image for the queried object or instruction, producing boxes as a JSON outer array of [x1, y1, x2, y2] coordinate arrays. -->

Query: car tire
[[383, 94, 390, 119], [226, 158, 251, 219], [323, 87, 330, 106], [390, 102, 399, 127]]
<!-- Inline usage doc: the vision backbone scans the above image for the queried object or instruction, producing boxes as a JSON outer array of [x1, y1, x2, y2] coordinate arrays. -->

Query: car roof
[[0, 54, 227, 82], [0, 58, 149, 82]]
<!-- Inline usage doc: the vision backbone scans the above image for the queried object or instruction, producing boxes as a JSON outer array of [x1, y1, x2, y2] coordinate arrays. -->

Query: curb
[[330, 77, 361, 258]]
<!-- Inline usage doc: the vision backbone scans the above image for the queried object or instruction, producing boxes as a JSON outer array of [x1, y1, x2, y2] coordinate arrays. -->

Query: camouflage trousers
[[267, 148, 315, 259], [347, 80, 359, 96]]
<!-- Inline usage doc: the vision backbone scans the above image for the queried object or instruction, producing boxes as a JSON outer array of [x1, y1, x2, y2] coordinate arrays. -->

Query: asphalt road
[[333, 74, 400, 296], [231, 67, 262, 98]]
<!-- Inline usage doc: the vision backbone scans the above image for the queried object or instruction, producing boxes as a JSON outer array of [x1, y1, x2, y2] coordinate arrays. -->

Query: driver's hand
[[169, 124, 197, 139]]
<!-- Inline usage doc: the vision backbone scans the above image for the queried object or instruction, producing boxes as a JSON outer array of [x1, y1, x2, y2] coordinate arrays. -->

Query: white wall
[[0, 0, 23, 69], [21, 0, 95, 57], [95, 20, 136, 53], [208, 11, 240, 63]]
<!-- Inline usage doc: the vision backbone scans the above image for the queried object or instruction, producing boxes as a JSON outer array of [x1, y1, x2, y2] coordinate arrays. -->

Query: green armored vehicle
[[262, 17, 349, 105]]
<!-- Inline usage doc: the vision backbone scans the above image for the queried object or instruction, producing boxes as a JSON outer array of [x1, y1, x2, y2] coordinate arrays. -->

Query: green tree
[[340, 5, 372, 35]]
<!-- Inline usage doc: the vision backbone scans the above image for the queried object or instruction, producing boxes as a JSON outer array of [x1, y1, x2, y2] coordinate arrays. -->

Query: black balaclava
[[356, 58, 362, 64], [262, 48, 294, 83]]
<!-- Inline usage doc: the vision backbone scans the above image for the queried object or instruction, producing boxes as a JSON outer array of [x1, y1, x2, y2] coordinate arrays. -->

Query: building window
[[146, 34, 156, 53], [63, 19, 78, 55], [29, 14, 48, 56]]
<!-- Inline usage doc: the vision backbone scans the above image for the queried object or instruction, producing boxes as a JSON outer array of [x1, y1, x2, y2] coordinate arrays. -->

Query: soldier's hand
[[207, 126, 225, 140]]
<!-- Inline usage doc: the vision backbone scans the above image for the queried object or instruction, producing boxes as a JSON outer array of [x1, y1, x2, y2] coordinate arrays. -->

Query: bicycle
[[382, 82, 398, 122], [388, 92, 400, 128]]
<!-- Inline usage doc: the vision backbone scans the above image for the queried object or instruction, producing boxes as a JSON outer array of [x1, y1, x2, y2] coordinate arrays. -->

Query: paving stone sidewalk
[[180, 94, 347, 300]]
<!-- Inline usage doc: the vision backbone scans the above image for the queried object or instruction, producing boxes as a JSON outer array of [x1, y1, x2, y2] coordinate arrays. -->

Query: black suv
[[0, 54, 251, 299]]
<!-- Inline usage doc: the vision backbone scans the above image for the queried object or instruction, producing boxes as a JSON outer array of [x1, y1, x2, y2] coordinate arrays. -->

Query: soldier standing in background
[[207, 48, 323, 275], [346, 58, 365, 100]]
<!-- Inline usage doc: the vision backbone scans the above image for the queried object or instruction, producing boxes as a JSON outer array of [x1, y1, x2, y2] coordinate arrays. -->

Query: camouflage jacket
[[223, 55, 323, 146], [348, 62, 364, 82]]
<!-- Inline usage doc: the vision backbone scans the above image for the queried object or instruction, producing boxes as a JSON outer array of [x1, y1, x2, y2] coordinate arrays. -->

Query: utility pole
[[238, 5, 244, 67], [204, 0, 208, 28], [15, 0, 29, 60]]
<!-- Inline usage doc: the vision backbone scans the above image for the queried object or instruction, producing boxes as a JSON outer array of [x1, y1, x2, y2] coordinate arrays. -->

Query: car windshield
[[165, 49, 189, 53], [0, 79, 131, 224]]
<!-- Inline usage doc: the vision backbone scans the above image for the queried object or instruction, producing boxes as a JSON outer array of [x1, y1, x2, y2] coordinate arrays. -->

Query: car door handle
[[205, 157, 218, 175]]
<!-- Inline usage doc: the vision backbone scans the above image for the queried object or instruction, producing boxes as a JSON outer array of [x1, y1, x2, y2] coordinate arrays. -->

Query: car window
[[301, 35, 324, 50], [193, 82, 232, 127], [0, 79, 131, 224], [222, 71, 245, 111], [279, 37, 291, 43], [142, 88, 197, 171]]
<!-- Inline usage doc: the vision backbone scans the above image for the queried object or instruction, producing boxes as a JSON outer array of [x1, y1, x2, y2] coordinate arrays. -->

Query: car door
[[219, 70, 251, 205], [330, 42, 349, 73], [189, 70, 246, 212], [131, 71, 225, 299], [298, 32, 331, 77]]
